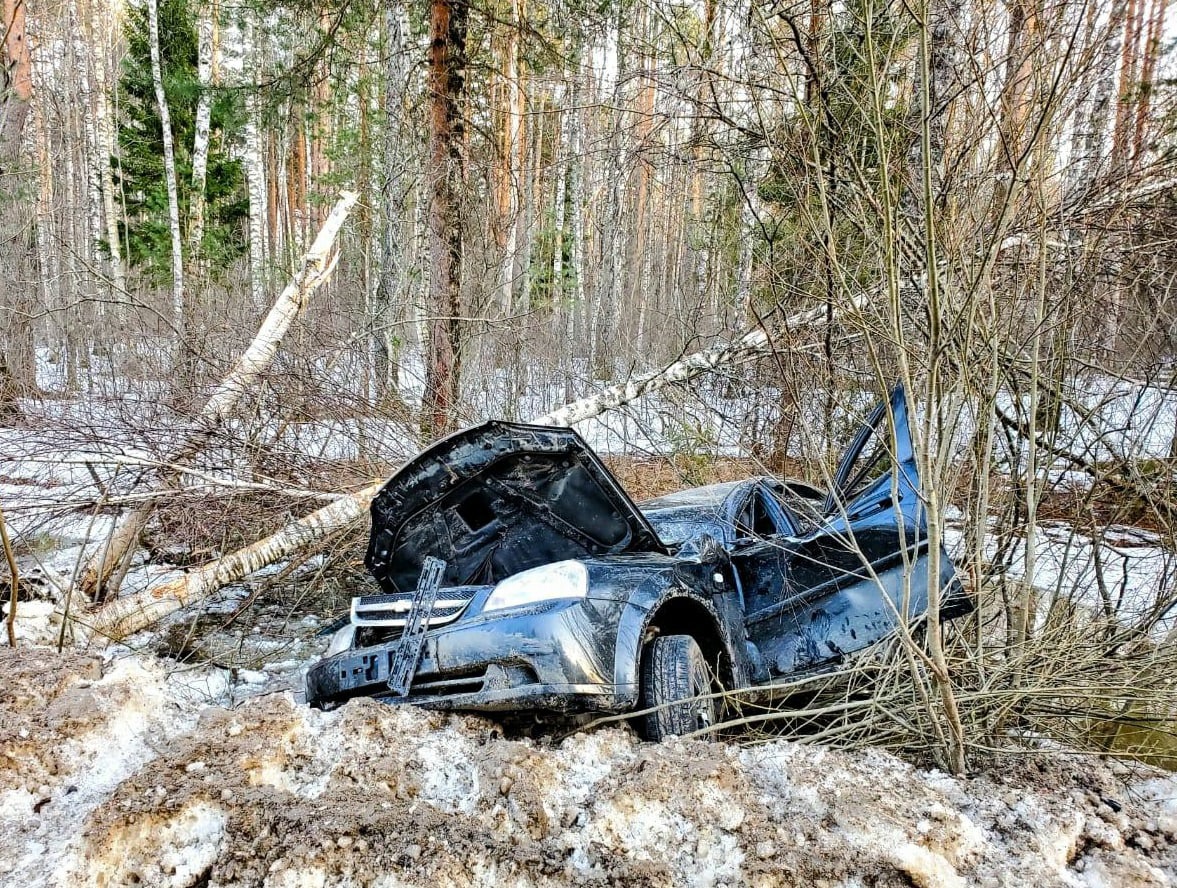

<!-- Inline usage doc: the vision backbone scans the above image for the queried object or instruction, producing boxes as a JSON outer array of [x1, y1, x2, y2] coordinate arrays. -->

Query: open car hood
[[365, 422, 667, 593]]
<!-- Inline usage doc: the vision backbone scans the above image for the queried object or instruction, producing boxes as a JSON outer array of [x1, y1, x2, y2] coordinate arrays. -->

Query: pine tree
[[114, 0, 247, 279]]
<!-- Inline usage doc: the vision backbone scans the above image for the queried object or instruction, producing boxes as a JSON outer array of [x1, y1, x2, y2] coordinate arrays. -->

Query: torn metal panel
[[306, 386, 973, 740]]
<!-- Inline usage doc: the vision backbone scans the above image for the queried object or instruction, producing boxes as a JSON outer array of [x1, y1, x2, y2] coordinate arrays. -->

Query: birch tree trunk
[[496, 0, 525, 314], [734, 150, 767, 328], [373, 5, 411, 406], [244, 16, 268, 308], [1063, 2, 1102, 202], [146, 0, 186, 366], [33, 101, 57, 382], [1074, 0, 1129, 191], [567, 59, 586, 351], [550, 80, 567, 328], [187, 1, 217, 262], [89, 1, 127, 298], [77, 8, 104, 284], [630, 12, 655, 353], [78, 192, 359, 602], [1112, 0, 1145, 166], [82, 296, 861, 640], [594, 13, 627, 377], [515, 93, 540, 318]]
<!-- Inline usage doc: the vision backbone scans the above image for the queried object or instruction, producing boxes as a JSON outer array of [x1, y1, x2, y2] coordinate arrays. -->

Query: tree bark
[[88, 0, 127, 298], [421, 0, 468, 440], [244, 15, 268, 308], [1112, 0, 1146, 166], [1131, 0, 1167, 156], [550, 80, 567, 324], [0, 0, 32, 173], [187, 0, 217, 262], [78, 191, 358, 602], [145, 0, 186, 370], [0, 0, 35, 394], [495, 0, 524, 314], [82, 296, 862, 640], [734, 151, 766, 329], [594, 9, 627, 377], [1, 501, 17, 647], [566, 57, 586, 355], [373, 5, 411, 406], [1074, 0, 1129, 192]]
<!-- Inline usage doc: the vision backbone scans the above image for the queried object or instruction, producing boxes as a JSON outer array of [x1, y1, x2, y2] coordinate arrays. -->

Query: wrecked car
[[305, 386, 971, 740]]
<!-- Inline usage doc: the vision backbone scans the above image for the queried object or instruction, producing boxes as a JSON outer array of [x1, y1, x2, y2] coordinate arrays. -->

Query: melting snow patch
[[2, 648, 1176, 887]]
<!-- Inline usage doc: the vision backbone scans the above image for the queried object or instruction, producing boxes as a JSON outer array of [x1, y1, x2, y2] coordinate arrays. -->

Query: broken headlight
[[483, 560, 588, 613], [325, 623, 356, 657]]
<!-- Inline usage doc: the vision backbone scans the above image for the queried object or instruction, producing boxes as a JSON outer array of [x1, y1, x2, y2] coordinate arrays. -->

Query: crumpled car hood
[[365, 422, 667, 593]]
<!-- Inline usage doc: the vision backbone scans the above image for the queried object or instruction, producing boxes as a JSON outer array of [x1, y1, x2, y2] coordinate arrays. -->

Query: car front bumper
[[304, 598, 637, 714]]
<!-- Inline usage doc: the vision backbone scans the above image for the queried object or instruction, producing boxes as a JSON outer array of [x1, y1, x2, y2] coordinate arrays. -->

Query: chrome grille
[[350, 585, 479, 629]]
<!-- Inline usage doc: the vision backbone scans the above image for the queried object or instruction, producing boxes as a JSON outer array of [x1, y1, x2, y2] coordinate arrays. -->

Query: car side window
[[765, 487, 808, 534], [840, 427, 896, 504], [735, 492, 781, 539]]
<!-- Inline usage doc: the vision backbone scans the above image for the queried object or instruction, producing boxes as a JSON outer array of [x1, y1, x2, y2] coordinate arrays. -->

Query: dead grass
[[603, 454, 814, 501]]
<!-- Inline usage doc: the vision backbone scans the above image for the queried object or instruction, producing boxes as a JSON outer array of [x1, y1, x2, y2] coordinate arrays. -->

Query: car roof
[[638, 479, 756, 512]]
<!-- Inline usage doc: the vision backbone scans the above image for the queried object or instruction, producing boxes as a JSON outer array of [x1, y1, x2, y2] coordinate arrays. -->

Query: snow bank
[[1, 647, 1175, 887]]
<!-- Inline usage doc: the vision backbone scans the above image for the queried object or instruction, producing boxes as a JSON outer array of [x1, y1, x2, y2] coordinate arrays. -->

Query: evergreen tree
[[114, 0, 247, 278]]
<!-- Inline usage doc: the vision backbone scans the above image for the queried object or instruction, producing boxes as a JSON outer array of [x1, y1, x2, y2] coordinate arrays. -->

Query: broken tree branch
[[81, 297, 860, 640], [534, 300, 842, 427], [1, 502, 18, 647], [78, 190, 359, 602], [994, 403, 1177, 523]]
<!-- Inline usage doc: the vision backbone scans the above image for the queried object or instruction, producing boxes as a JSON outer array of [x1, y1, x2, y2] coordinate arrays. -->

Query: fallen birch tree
[[78, 191, 359, 602], [80, 296, 862, 640]]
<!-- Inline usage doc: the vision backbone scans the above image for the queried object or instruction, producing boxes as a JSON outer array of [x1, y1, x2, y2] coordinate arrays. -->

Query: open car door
[[742, 386, 956, 676]]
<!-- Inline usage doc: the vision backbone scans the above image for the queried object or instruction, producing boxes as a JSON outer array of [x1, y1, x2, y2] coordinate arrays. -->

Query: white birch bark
[[516, 96, 540, 316], [373, 5, 411, 403], [550, 82, 567, 325], [92, 7, 126, 296], [187, 1, 216, 259], [78, 191, 359, 601], [734, 150, 767, 328], [497, 0, 524, 314], [82, 294, 862, 639], [1072, 0, 1129, 195], [146, 0, 185, 343], [244, 15, 267, 307], [34, 92, 59, 356], [566, 63, 586, 346], [78, 30, 103, 273]]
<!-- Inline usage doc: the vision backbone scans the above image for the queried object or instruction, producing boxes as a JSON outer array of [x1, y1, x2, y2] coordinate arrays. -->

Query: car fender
[[611, 579, 743, 697]]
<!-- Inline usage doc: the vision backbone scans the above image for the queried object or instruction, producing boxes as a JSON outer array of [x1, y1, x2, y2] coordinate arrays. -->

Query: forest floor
[[1, 640, 1177, 888], [2, 385, 1177, 886]]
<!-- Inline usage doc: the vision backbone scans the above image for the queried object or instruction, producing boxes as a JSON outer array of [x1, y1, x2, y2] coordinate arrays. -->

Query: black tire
[[638, 635, 717, 741]]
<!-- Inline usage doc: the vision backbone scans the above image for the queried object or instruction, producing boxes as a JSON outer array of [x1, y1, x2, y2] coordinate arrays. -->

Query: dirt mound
[[1, 647, 1175, 887]]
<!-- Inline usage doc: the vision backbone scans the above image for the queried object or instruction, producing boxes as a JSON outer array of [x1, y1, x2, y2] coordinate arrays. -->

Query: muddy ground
[[2, 646, 1176, 888]]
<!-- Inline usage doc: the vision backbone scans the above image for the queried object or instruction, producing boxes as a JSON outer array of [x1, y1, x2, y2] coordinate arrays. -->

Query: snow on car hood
[[365, 421, 666, 593]]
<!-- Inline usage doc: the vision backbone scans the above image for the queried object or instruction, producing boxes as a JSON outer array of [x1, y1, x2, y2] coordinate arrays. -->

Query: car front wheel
[[638, 634, 717, 741]]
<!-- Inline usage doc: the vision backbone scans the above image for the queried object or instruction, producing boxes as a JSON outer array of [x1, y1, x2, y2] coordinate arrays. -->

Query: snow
[[1, 644, 1174, 887], [1, 371, 1175, 885], [0, 651, 212, 887], [943, 517, 1177, 635]]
